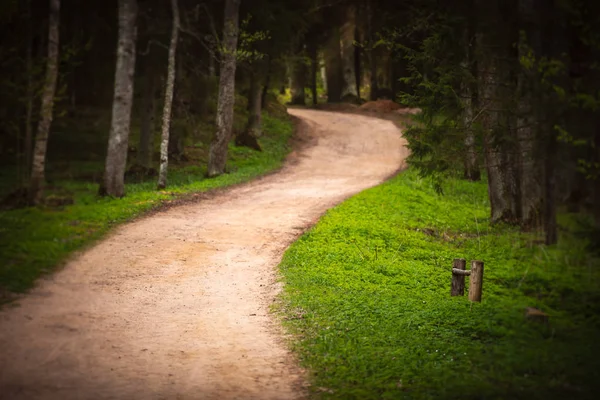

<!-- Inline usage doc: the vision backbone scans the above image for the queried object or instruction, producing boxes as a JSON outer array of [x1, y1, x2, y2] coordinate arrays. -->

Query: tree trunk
[[236, 71, 262, 151], [100, 0, 138, 197], [516, 0, 542, 228], [308, 39, 319, 106], [24, 0, 34, 186], [366, 0, 379, 101], [157, 0, 180, 189], [28, 0, 60, 205], [340, 4, 359, 102], [374, 46, 392, 99], [290, 52, 307, 105], [207, 0, 241, 178], [324, 24, 343, 103], [462, 2, 480, 181], [261, 56, 271, 108], [138, 70, 157, 169]]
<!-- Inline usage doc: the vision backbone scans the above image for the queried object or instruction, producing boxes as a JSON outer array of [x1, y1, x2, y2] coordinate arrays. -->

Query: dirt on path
[[0, 109, 408, 400]]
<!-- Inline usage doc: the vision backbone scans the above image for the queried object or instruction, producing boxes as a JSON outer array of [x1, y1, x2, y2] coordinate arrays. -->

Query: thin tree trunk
[[28, 0, 60, 205], [308, 39, 318, 106], [340, 3, 358, 102], [236, 71, 262, 151], [290, 52, 307, 105], [366, 0, 378, 100], [261, 56, 271, 108], [24, 0, 34, 186], [157, 0, 180, 189], [207, 0, 241, 177], [324, 26, 342, 102], [516, 0, 542, 228], [138, 70, 157, 169], [462, 3, 480, 181], [100, 0, 138, 197]]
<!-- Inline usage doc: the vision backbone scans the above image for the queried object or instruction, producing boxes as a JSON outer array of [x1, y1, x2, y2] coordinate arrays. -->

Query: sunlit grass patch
[[278, 169, 600, 399]]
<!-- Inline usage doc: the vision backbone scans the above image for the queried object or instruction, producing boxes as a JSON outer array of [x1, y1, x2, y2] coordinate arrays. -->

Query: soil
[[0, 109, 408, 400]]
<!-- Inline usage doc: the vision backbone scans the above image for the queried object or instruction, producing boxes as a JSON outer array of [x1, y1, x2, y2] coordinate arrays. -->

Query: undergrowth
[[278, 169, 600, 399], [0, 112, 293, 296]]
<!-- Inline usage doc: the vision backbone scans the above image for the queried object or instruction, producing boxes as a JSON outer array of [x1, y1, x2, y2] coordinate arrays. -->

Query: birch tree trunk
[[157, 0, 180, 189], [340, 3, 359, 102], [100, 0, 138, 197], [207, 0, 241, 178], [28, 0, 60, 205]]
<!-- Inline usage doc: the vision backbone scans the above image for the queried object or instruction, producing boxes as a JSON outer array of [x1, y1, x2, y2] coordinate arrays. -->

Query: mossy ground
[[0, 112, 293, 296], [278, 169, 600, 399]]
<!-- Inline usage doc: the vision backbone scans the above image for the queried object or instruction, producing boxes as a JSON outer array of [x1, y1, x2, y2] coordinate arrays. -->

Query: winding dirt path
[[0, 109, 408, 400]]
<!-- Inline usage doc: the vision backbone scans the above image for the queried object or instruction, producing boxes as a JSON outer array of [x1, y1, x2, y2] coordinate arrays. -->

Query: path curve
[[0, 109, 408, 400]]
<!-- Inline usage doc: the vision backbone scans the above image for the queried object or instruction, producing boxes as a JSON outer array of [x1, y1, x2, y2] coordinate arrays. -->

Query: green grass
[[0, 112, 294, 295], [278, 169, 600, 399]]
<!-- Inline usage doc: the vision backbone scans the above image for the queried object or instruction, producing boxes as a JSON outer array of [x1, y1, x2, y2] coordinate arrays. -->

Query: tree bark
[[366, 0, 379, 101], [324, 23, 343, 102], [157, 0, 180, 189], [477, 0, 516, 223], [340, 3, 359, 102], [207, 0, 241, 178], [516, 0, 542, 228], [28, 0, 60, 205], [100, 0, 138, 197], [290, 51, 307, 105], [308, 38, 319, 106], [461, 2, 480, 181], [24, 0, 34, 186], [138, 69, 157, 169], [236, 71, 262, 151]]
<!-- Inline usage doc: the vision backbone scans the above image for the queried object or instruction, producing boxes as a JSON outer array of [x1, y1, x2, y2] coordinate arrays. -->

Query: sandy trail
[[0, 109, 408, 400]]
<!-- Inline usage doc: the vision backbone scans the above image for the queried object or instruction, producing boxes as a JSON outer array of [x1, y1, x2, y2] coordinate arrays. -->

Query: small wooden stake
[[451, 258, 467, 296], [468, 260, 484, 302]]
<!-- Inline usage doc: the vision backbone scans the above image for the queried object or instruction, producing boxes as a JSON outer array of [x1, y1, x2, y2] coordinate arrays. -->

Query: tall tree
[[28, 0, 60, 205], [340, 2, 359, 101], [207, 0, 241, 177], [157, 0, 180, 189], [100, 0, 138, 197]]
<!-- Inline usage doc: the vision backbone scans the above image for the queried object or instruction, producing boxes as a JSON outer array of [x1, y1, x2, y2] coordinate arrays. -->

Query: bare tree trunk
[[366, 0, 379, 101], [516, 0, 542, 228], [236, 71, 262, 151], [24, 0, 34, 186], [340, 3, 359, 102], [28, 0, 60, 205], [260, 56, 271, 108], [290, 51, 307, 105], [157, 0, 180, 189], [207, 0, 241, 178], [324, 25, 342, 102], [138, 70, 157, 169], [308, 39, 318, 106], [462, 3, 480, 181], [100, 0, 138, 197]]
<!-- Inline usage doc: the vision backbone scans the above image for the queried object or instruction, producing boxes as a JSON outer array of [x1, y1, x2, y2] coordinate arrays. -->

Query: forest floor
[[0, 109, 408, 399]]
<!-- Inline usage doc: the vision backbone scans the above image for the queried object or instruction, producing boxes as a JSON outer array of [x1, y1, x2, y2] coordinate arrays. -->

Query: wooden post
[[468, 260, 484, 302], [450, 258, 467, 296]]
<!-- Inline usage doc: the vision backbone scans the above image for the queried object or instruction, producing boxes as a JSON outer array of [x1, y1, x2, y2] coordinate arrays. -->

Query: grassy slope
[[0, 113, 293, 295], [279, 169, 600, 399]]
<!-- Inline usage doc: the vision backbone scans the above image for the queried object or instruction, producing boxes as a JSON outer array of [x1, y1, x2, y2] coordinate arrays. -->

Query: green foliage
[[278, 170, 600, 399], [0, 112, 293, 296]]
